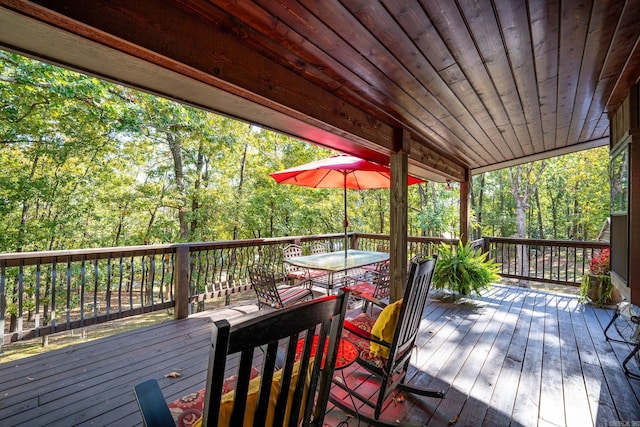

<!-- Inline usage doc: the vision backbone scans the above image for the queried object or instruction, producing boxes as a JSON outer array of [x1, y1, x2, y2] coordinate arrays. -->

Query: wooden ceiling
[[1, 0, 639, 180]]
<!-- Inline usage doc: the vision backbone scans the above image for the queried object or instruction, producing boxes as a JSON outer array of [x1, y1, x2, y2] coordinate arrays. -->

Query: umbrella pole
[[343, 174, 348, 258]]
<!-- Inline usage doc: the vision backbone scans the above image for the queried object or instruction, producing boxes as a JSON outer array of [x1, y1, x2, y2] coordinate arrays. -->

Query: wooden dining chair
[[134, 291, 350, 427], [331, 256, 445, 425], [249, 263, 314, 309]]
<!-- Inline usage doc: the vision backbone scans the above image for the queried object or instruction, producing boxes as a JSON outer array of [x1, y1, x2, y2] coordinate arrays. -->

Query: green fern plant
[[433, 242, 500, 296]]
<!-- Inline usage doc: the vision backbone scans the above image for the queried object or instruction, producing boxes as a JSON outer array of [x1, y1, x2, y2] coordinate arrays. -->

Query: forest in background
[[0, 51, 610, 253]]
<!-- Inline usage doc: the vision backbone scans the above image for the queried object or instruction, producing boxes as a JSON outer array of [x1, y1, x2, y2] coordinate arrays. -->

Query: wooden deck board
[[1, 286, 639, 426]]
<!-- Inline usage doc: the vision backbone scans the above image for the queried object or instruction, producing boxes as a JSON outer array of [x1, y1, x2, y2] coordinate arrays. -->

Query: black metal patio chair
[[282, 243, 328, 286], [249, 263, 314, 309]]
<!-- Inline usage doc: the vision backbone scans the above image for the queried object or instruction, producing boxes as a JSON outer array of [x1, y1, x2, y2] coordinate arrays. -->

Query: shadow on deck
[[0, 285, 638, 426]]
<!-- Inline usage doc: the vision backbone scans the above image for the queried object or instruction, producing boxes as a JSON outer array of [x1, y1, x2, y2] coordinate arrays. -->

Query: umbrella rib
[[314, 169, 335, 188]]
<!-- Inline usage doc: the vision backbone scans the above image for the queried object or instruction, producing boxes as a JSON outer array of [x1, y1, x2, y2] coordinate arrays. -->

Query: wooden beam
[[459, 170, 470, 244], [389, 130, 410, 302], [408, 133, 466, 181], [629, 131, 640, 307]]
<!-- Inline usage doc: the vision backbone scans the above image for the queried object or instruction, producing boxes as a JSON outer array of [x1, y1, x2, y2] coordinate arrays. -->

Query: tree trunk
[[233, 141, 248, 240], [535, 187, 544, 239], [167, 132, 189, 240], [190, 140, 206, 240], [476, 174, 485, 239], [509, 162, 545, 286]]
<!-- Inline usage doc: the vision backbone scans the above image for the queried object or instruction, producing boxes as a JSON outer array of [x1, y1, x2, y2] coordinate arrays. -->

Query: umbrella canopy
[[270, 154, 425, 255]]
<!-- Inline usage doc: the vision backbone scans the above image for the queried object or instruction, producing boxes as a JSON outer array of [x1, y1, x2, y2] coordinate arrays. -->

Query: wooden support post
[[390, 131, 410, 302], [460, 170, 471, 245], [174, 245, 190, 320]]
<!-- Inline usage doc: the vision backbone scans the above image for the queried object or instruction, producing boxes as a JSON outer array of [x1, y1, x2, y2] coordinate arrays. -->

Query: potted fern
[[433, 241, 500, 296], [580, 248, 622, 307]]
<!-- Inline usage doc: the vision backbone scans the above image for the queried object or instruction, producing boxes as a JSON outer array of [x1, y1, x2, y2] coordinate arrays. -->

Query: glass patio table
[[284, 249, 389, 295]]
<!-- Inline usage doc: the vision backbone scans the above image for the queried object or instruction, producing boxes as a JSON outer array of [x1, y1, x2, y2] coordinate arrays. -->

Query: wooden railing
[[0, 234, 352, 347], [482, 236, 609, 286], [0, 233, 607, 348]]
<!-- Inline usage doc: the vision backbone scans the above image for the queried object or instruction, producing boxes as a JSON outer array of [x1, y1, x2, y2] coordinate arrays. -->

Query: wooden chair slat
[[331, 256, 445, 425], [134, 291, 350, 427]]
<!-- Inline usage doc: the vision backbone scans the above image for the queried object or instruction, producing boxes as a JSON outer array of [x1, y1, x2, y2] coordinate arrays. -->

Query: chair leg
[[604, 305, 623, 342], [329, 391, 425, 427], [397, 383, 446, 398], [622, 342, 640, 379]]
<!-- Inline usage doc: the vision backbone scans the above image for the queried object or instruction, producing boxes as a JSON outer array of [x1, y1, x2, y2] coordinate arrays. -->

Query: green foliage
[[433, 242, 500, 295], [471, 148, 609, 240], [0, 50, 614, 254]]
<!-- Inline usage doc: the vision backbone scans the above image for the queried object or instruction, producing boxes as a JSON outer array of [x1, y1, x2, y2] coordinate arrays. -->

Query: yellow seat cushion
[[370, 299, 403, 359], [215, 360, 310, 427]]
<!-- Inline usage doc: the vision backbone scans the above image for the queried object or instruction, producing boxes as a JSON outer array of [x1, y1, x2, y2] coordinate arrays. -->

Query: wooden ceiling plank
[[457, 0, 534, 156], [245, 0, 481, 166], [293, 0, 494, 166], [592, 112, 610, 139], [424, 0, 523, 159], [602, 0, 640, 111], [171, 0, 344, 93], [344, 0, 501, 165], [529, 0, 559, 152], [573, 0, 625, 144], [379, 0, 509, 164], [582, 1, 640, 141], [172, 0, 423, 138], [168, 0, 472, 177], [494, 0, 545, 154], [555, 0, 593, 147]]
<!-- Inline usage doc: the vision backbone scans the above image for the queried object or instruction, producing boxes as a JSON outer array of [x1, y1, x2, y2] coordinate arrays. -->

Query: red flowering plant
[[580, 248, 618, 306], [588, 248, 610, 276]]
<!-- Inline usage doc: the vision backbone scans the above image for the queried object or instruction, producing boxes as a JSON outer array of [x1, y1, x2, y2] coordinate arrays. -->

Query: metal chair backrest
[[386, 256, 437, 370], [204, 292, 350, 426], [310, 241, 328, 255], [282, 244, 307, 278], [372, 260, 390, 298], [282, 243, 304, 259], [249, 264, 284, 308]]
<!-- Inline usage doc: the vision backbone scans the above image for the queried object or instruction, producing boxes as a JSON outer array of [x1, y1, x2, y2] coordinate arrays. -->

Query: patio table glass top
[[284, 249, 389, 272]]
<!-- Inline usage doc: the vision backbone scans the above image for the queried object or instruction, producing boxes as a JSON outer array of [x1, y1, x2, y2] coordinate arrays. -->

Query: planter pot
[[584, 274, 623, 307]]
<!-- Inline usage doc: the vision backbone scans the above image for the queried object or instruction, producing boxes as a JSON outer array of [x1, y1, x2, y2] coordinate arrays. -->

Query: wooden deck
[[0, 285, 638, 426]]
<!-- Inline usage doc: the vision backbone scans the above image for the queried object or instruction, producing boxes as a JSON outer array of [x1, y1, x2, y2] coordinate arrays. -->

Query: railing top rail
[[0, 234, 352, 267], [483, 236, 609, 248], [0, 244, 178, 267]]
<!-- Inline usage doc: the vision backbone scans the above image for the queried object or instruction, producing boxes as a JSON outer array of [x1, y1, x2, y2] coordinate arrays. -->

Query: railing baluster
[[150, 254, 156, 309], [160, 253, 167, 304], [80, 256, 86, 328], [118, 254, 124, 318], [106, 255, 112, 320], [140, 255, 146, 309], [129, 255, 135, 314], [0, 261, 5, 348], [51, 259, 57, 332], [93, 255, 99, 321], [17, 260, 24, 340], [35, 261, 41, 332], [65, 257, 72, 328]]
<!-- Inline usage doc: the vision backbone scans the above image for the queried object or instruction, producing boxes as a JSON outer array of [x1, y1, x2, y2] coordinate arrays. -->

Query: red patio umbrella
[[270, 154, 424, 256]]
